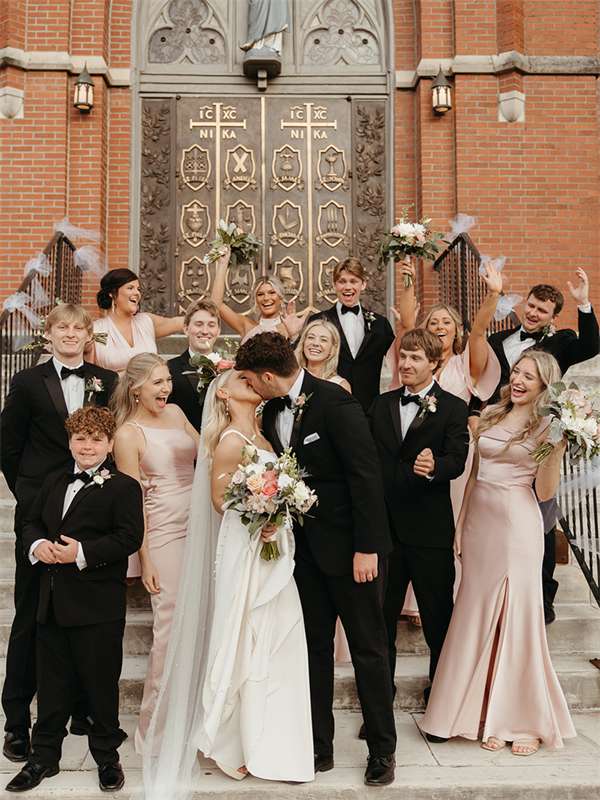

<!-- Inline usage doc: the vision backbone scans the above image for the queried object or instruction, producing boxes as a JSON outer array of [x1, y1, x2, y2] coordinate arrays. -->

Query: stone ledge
[[0, 47, 130, 86]]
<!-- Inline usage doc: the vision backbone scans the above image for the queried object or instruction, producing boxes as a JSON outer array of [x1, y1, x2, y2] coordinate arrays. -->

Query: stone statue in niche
[[240, 0, 290, 88]]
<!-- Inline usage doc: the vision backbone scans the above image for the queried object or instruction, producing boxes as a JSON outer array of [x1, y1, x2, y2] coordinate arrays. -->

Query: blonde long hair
[[201, 370, 235, 459], [110, 352, 166, 428], [419, 304, 464, 355], [295, 319, 342, 381], [476, 350, 561, 450]]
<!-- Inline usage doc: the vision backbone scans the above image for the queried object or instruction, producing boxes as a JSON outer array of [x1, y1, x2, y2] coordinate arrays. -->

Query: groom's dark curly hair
[[235, 331, 298, 377]]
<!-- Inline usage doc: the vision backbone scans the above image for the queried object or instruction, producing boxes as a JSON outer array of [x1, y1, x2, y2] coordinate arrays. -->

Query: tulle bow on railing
[[73, 245, 108, 277], [2, 292, 41, 351], [446, 213, 477, 243], [53, 216, 102, 244], [24, 252, 51, 309]]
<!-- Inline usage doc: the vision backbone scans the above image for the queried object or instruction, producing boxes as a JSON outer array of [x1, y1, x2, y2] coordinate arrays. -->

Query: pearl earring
[[134, 394, 139, 404]]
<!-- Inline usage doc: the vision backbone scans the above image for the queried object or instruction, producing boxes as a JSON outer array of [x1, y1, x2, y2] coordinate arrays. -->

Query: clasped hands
[[34, 536, 79, 564]]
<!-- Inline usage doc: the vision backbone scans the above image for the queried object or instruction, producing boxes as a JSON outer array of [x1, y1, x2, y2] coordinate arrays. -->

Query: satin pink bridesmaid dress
[[93, 312, 157, 374], [419, 422, 576, 749], [130, 422, 197, 754]]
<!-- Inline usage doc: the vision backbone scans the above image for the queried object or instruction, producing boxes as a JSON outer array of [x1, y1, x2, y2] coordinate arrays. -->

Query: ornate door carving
[[140, 95, 386, 316]]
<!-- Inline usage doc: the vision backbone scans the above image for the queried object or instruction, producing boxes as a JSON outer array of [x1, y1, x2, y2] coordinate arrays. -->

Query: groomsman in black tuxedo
[[367, 329, 469, 740], [0, 304, 117, 762], [484, 269, 599, 622], [308, 257, 395, 412], [6, 407, 144, 793], [236, 332, 397, 787], [167, 298, 221, 431]]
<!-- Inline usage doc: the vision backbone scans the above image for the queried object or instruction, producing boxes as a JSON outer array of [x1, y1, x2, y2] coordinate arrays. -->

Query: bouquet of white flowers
[[222, 444, 318, 561], [203, 219, 264, 285], [376, 203, 446, 287], [530, 382, 600, 465]]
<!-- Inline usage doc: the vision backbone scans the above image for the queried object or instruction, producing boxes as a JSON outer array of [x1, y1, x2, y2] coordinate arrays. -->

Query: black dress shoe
[[364, 754, 395, 786], [314, 753, 334, 773], [99, 762, 125, 791], [3, 730, 30, 763], [425, 733, 449, 743], [5, 762, 59, 792], [358, 722, 367, 740], [70, 716, 93, 736], [544, 604, 556, 625]]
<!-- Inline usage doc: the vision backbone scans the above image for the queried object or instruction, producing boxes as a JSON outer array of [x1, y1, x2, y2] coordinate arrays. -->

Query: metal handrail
[[0, 233, 80, 408]]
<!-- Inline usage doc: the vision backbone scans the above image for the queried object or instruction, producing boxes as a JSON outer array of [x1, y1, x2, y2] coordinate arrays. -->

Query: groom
[[236, 332, 397, 786]]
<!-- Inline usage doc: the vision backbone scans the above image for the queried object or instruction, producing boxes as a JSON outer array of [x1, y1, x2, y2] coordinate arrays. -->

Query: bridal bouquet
[[222, 444, 318, 561], [376, 204, 446, 287], [529, 382, 600, 465], [203, 219, 264, 285]]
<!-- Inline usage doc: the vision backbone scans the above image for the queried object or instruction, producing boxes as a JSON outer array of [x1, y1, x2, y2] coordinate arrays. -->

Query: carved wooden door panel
[[140, 95, 386, 317]]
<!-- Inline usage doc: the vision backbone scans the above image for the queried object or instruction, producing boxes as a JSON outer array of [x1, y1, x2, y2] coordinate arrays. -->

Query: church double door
[[140, 95, 387, 316]]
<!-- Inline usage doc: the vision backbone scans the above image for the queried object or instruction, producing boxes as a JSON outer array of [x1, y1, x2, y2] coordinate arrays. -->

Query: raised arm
[[395, 258, 417, 332], [467, 261, 503, 385], [562, 269, 600, 366], [210, 246, 256, 338], [148, 313, 185, 339]]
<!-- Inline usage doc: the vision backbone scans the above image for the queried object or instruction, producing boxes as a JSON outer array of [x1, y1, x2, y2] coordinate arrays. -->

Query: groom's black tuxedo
[[368, 384, 469, 683], [167, 350, 202, 431], [20, 463, 143, 767], [486, 307, 599, 404], [309, 307, 395, 412], [262, 371, 396, 758], [0, 358, 117, 732]]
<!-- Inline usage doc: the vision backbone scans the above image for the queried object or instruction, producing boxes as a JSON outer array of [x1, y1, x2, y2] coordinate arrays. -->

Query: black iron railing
[[0, 233, 80, 409], [559, 455, 600, 608], [433, 232, 520, 334]]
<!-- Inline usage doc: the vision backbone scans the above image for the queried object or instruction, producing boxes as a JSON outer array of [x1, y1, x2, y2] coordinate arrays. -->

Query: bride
[[139, 370, 314, 799]]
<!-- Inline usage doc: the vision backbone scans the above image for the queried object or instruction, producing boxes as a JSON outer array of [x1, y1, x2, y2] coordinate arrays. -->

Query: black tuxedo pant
[[293, 544, 396, 757], [383, 540, 455, 684], [30, 605, 125, 768]]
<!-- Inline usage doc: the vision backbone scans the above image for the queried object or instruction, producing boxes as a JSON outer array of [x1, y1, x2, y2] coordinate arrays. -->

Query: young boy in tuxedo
[[367, 329, 469, 739], [6, 407, 144, 793], [167, 298, 221, 431], [308, 257, 395, 411]]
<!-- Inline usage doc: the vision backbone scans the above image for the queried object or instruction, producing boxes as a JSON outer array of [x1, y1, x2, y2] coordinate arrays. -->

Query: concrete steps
[[1, 710, 600, 799]]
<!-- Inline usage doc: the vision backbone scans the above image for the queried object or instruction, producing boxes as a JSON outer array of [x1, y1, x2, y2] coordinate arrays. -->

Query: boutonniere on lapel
[[86, 468, 113, 488], [540, 324, 556, 342], [418, 394, 437, 419], [85, 377, 104, 402], [293, 393, 313, 421], [363, 310, 376, 331]]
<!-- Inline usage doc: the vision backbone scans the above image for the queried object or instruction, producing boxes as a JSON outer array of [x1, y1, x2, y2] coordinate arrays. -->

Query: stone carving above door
[[148, 0, 226, 64], [302, 0, 381, 66]]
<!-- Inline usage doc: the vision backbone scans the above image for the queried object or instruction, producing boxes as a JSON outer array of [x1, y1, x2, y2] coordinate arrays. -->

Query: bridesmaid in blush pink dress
[[420, 351, 576, 755], [387, 259, 503, 623], [210, 246, 308, 343], [111, 353, 199, 754]]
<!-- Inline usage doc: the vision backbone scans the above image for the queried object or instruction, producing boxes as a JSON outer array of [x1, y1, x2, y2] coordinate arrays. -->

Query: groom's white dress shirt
[[275, 369, 305, 449], [29, 465, 91, 570], [399, 380, 436, 439], [336, 302, 365, 358], [53, 356, 85, 413]]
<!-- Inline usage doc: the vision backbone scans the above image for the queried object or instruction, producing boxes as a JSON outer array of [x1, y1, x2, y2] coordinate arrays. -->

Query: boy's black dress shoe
[[364, 754, 395, 786], [99, 762, 125, 791], [3, 730, 30, 762], [314, 753, 334, 772], [5, 762, 59, 792], [358, 722, 367, 739], [425, 733, 449, 743], [544, 604, 556, 625]]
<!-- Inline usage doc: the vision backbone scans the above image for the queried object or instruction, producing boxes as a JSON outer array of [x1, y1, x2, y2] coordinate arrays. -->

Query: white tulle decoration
[[74, 245, 108, 277], [493, 294, 522, 322], [23, 252, 51, 309], [479, 254, 506, 277], [446, 213, 477, 243], [53, 216, 102, 244], [2, 292, 41, 351], [557, 455, 600, 499]]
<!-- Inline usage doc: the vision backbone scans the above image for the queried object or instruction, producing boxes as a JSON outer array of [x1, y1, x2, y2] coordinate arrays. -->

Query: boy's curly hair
[[65, 406, 116, 440]]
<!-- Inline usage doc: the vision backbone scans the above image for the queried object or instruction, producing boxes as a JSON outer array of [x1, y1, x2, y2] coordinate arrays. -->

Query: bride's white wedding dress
[[197, 431, 314, 782], [138, 420, 313, 800]]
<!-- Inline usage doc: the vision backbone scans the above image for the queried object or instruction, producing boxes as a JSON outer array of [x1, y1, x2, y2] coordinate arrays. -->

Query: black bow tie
[[519, 329, 543, 342], [273, 395, 293, 412], [65, 470, 90, 484], [341, 305, 360, 315], [401, 392, 421, 406], [60, 365, 85, 380]]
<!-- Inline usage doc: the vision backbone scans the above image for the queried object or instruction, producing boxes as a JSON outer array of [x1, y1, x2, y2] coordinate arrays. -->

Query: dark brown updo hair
[[96, 269, 140, 310]]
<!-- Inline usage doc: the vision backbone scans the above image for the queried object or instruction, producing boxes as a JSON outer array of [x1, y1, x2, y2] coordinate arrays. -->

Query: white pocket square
[[303, 433, 320, 445]]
